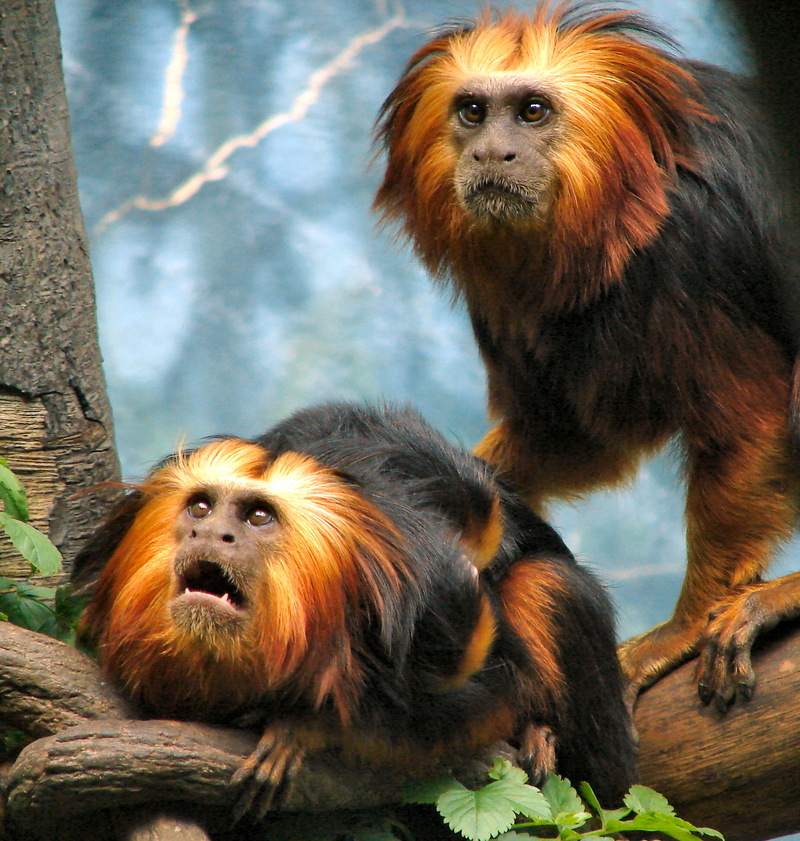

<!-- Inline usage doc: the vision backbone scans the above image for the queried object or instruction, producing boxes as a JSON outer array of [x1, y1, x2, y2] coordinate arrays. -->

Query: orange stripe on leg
[[497, 559, 567, 700], [434, 593, 497, 692]]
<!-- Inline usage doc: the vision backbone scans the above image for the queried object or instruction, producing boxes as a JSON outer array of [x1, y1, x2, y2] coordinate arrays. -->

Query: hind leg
[[621, 388, 798, 704], [476, 418, 649, 513], [498, 555, 637, 803]]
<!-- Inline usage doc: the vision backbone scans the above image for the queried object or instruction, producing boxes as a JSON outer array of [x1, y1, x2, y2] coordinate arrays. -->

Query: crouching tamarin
[[374, 2, 800, 708], [72, 403, 637, 820]]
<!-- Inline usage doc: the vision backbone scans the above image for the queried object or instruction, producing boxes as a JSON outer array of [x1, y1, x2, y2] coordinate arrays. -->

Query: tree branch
[[636, 619, 800, 841], [4, 720, 407, 839], [0, 623, 133, 737], [1, 619, 798, 841]]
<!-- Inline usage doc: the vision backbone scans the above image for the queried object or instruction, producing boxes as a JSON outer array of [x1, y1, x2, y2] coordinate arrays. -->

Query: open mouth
[[176, 559, 247, 611]]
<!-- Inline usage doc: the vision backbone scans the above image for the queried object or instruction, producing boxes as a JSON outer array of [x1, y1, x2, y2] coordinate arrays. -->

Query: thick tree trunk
[[1, 620, 799, 841], [0, 0, 120, 580]]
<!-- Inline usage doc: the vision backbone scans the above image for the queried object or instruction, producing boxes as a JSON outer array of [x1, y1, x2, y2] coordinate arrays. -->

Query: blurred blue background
[[53, 0, 799, 640]]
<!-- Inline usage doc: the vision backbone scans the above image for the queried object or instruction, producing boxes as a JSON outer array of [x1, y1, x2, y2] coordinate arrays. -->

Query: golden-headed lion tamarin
[[374, 3, 800, 708], [72, 403, 636, 819]]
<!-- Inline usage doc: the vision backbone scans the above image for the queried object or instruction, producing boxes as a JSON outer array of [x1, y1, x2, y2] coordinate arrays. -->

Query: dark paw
[[230, 725, 306, 823], [515, 723, 556, 786], [695, 595, 761, 712]]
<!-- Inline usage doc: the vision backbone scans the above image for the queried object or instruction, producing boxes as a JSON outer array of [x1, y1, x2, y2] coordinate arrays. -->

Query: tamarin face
[[170, 484, 280, 642], [79, 437, 411, 719], [450, 75, 560, 226], [375, 7, 704, 289]]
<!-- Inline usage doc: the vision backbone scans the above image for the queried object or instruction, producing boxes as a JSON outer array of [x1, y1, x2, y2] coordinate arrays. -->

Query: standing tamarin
[[374, 3, 800, 708], [72, 403, 636, 819]]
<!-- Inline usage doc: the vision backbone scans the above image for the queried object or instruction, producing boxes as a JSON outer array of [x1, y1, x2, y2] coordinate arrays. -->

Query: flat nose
[[189, 513, 236, 544], [472, 145, 517, 163], [470, 125, 520, 164]]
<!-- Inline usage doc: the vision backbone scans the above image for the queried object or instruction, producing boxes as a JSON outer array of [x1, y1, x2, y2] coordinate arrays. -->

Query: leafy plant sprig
[[0, 457, 84, 643], [406, 758, 724, 841]]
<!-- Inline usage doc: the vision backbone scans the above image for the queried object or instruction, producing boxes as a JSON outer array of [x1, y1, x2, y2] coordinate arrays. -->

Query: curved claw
[[693, 572, 800, 710], [230, 723, 307, 823], [695, 590, 765, 711]]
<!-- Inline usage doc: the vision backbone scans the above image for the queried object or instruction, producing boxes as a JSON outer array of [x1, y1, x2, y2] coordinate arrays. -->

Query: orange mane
[[84, 438, 413, 722], [375, 4, 708, 310]]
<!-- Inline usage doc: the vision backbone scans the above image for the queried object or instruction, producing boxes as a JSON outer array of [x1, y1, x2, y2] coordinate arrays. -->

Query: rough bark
[[5, 720, 408, 839], [0, 622, 133, 737], [636, 621, 800, 841], [1, 620, 799, 841], [0, 0, 120, 581]]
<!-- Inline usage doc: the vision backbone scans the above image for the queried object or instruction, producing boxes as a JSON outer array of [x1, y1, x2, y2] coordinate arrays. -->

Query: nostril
[[190, 529, 197, 538], [503, 153, 516, 162], [222, 534, 235, 544]]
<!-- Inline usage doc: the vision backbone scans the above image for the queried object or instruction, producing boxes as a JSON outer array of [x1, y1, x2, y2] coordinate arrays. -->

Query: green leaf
[[540, 776, 590, 830], [624, 785, 675, 816], [0, 587, 21, 615], [2, 728, 27, 753], [606, 813, 723, 841], [0, 513, 62, 575], [404, 777, 461, 805], [489, 759, 528, 783], [579, 781, 629, 826], [14, 580, 57, 600], [0, 579, 76, 642], [541, 776, 584, 816], [2, 592, 57, 635], [599, 807, 630, 823], [696, 827, 725, 839], [607, 816, 694, 841], [0, 463, 28, 521], [437, 780, 518, 841], [55, 584, 89, 628], [578, 782, 602, 815], [487, 779, 551, 822]]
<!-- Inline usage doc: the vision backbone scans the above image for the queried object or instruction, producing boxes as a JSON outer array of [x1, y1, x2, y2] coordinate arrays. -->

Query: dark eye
[[458, 99, 485, 126], [519, 98, 549, 124], [187, 495, 212, 519], [245, 503, 275, 527]]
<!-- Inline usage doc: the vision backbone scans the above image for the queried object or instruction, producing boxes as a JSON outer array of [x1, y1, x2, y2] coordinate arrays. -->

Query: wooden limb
[[0, 0, 121, 580], [0, 623, 409, 840], [0, 622, 133, 738], [2, 621, 800, 840], [4, 720, 407, 839], [636, 618, 800, 841]]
